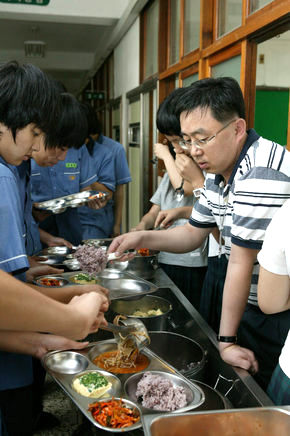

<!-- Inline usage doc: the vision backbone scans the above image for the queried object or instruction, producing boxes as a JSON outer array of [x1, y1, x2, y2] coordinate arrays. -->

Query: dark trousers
[[238, 304, 290, 391], [199, 255, 228, 333], [0, 385, 34, 436], [159, 263, 207, 310]]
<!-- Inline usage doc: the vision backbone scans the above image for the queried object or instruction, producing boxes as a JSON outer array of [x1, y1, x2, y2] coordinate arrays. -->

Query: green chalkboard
[[254, 88, 289, 146]]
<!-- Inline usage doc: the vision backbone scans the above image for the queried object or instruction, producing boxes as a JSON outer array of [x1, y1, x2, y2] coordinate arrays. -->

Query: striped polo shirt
[[189, 129, 290, 305]]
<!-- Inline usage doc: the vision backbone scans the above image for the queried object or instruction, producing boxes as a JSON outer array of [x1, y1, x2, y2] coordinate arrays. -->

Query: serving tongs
[[100, 317, 150, 351]]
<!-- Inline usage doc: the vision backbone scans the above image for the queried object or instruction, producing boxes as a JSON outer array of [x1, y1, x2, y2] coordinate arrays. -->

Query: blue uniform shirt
[[78, 135, 131, 239], [30, 145, 98, 245], [0, 157, 33, 391]]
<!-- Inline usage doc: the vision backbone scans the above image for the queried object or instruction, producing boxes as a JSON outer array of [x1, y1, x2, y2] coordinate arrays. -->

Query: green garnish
[[79, 372, 108, 390], [75, 273, 92, 281]]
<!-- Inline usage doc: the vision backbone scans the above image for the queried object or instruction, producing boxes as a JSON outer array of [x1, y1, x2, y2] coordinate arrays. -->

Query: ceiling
[[0, 0, 147, 96]]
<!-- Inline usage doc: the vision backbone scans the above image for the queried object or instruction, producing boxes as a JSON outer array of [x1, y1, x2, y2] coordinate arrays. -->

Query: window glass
[[145, 0, 159, 78], [169, 0, 180, 65], [217, 0, 242, 38], [211, 55, 241, 82], [182, 73, 199, 87], [184, 0, 200, 55], [250, 0, 273, 14]]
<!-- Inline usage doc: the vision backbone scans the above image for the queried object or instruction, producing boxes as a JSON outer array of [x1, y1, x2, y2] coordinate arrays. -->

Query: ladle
[[100, 318, 150, 350]]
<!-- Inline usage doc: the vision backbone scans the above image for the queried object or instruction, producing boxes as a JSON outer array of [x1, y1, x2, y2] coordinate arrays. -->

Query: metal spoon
[[175, 178, 184, 202], [100, 318, 150, 350]]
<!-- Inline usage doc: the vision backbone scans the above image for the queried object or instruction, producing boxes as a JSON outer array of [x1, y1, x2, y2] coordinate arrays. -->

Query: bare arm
[[218, 244, 259, 372], [109, 222, 211, 256], [0, 270, 108, 339], [258, 267, 290, 314], [39, 228, 73, 248], [131, 204, 160, 231]]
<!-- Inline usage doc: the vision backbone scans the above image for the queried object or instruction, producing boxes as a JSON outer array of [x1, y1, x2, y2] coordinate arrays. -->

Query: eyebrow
[[181, 127, 209, 136]]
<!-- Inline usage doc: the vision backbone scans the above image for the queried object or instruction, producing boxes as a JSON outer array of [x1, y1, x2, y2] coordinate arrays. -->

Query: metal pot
[[189, 380, 232, 410], [110, 295, 172, 331], [147, 331, 207, 381], [125, 250, 159, 279]]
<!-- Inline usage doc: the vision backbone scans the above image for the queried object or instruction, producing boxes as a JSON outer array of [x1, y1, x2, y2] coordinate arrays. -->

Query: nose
[[190, 144, 203, 158], [32, 136, 43, 153]]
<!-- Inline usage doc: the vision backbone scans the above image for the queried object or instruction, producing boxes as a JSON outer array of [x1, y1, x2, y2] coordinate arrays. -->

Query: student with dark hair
[[131, 88, 207, 308], [78, 104, 130, 238], [30, 93, 99, 247], [109, 77, 290, 391]]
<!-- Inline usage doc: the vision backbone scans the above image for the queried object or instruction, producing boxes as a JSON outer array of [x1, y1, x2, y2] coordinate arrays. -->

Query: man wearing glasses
[[109, 77, 290, 392]]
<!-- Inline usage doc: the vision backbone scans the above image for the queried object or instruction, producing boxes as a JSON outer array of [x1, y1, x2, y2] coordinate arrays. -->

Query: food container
[[42, 340, 205, 433], [36, 254, 66, 266], [190, 380, 232, 411], [147, 332, 207, 381], [142, 407, 290, 436], [123, 250, 159, 280], [110, 295, 172, 331], [98, 277, 158, 300], [34, 275, 69, 287], [63, 259, 81, 270], [41, 246, 72, 255], [124, 370, 202, 414]]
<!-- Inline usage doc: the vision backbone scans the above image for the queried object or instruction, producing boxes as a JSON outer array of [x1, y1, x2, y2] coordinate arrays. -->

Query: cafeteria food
[[89, 398, 140, 429], [93, 315, 150, 374], [132, 308, 163, 317], [74, 244, 108, 274], [136, 372, 187, 411], [38, 277, 62, 287], [70, 273, 97, 284], [137, 248, 150, 256], [72, 372, 112, 398]]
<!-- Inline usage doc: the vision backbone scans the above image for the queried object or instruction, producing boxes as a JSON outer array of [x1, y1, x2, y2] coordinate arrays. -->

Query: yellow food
[[132, 308, 163, 317], [72, 372, 112, 398]]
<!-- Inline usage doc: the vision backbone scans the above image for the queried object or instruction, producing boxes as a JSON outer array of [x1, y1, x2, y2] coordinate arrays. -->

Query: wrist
[[217, 335, 237, 344]]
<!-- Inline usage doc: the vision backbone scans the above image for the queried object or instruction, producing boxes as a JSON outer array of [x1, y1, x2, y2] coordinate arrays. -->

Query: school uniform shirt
[[17, 161, 42, 256], [79, 135, 131, 239], [0, 158, 33, 391], [31, 145, 98, 245], [190, 129, 290, 306], [151, 172, 207, 267]]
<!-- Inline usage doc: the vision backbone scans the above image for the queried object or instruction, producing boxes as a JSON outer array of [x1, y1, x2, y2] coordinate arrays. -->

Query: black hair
[[156, 87, 187, 136], [80, 103, 103, 155], [175, 77, 246, 123], [0, 61, 61, 145], [46, 93, 88, 149]]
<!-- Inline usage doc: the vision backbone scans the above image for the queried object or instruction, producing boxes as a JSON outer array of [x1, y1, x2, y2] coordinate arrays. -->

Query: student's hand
[[219, 343, 259, 374], [70, 284, 109, 307], [87, 197, 108, 210], [34, 333, 90, 359], [154, 209, 179, 229], [46, 235, 73, 248], [175, 153, 204, 185], [69, 292, 109, 335], [154, 142, 171, 162], [26, 265, 64, 283], [108, 232, 146, 259]]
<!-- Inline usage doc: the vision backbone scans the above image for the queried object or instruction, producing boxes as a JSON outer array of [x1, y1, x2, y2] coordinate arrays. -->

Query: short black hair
[[0, 61, 61, 145], [46, 93, 88, 149], [175, 77, 246, 122], [81, 103, 102, 136], [156, 87, 187, 136]]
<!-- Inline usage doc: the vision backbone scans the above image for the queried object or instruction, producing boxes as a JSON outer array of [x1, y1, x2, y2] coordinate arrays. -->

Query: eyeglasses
[[179, 119, 237, 150]]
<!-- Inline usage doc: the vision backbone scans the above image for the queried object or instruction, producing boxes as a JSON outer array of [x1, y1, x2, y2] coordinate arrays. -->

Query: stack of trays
[[42, 340, 205, 433], [34, 190, 108, 214]]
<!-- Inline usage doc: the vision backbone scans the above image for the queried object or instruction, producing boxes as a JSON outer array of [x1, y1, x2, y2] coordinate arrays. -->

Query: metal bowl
[[45, 246, 71, 255], [42, 351, 89, 374], [88, 397, 142, 432], [37, 254, 65, 265], [124, 370, 204, 413], [34, 275, 69, 287], [63, 259, 81, 270], [82, 238, 113, 248], [98, 268, 124, 279], [71, 369, 121, 399], [51, 206, 67, 214], [98, 278, 157, 300]]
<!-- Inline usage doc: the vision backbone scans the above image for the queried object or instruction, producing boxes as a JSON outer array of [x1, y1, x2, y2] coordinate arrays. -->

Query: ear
[[235, 118, 246, 139]]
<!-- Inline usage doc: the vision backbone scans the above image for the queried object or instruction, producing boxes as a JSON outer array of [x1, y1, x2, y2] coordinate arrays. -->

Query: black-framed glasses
[[179, 119, 237, 150]]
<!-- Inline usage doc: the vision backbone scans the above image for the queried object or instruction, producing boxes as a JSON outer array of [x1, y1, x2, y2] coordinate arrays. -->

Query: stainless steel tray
[[142, 406, 290, 436], [42, 340, 205, 433], [34, 190, 108, 214], [60, 270, 159, 300]]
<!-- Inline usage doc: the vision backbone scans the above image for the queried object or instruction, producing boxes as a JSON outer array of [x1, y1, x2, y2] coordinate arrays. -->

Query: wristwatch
[[217, 335, 237, 344]]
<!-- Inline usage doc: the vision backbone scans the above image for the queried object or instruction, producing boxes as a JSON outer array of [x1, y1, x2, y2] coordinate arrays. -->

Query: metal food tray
[[42, 340, 205, 433], [60, 269, 159, 300], [34, 190, 108, 214]]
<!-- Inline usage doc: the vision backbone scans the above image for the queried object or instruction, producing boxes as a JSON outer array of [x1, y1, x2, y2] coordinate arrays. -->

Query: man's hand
[[107, 232, 146, 257], [26, 265, 64, 283], [154, 208, 184, 229], [219, 343, 259, 374]]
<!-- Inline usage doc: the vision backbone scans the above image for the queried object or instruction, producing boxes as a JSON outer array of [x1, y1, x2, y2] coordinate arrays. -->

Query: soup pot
[[125, 249, 159, 280], [190, 380, 232, 410], [147, 331, 207, 381], [110, 295, 172, 331]]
